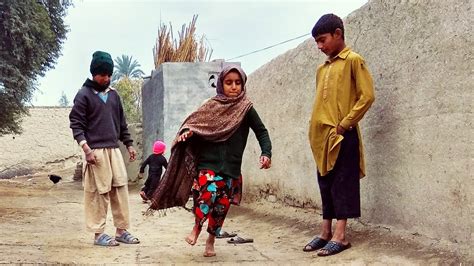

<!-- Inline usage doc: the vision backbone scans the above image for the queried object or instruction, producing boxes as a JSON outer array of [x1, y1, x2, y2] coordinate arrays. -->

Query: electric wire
[[226, 33, 310, 61]]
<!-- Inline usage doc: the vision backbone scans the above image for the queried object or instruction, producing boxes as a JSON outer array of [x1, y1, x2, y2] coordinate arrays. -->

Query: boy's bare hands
[[337, 125, 346, 135], [260, 156, 271, 169], [85, 151, 97, 164], [337, 124, 354, 135], [83, 143, 96, 164], [178, 130, 193, 142], [128, 146, 137, 161]]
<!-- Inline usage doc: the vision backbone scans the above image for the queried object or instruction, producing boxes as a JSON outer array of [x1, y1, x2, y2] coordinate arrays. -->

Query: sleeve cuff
[[78, 140, 87, 147], [339, 119, 352, 130]]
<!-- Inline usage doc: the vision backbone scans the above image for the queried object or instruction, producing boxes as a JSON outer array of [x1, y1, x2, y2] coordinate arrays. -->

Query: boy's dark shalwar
[[309, 47, 375, 219]]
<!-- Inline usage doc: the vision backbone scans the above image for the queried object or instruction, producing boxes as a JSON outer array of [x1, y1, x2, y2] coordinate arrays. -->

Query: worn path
[[0, 169, 468, 265]]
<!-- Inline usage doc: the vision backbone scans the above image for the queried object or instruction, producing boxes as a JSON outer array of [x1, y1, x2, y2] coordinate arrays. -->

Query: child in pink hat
[[139, 140, 168, 202]]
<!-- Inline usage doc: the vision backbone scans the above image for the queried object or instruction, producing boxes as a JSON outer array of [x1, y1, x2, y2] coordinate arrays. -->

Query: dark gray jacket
[[69, 85, 133, 149]]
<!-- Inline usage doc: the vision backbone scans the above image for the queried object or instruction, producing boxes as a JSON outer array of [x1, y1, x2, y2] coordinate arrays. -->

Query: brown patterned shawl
[[148, 65, 253, 211]]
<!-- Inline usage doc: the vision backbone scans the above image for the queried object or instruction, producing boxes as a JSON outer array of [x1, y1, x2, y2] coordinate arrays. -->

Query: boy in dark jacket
[[69, 51, 140, 247]]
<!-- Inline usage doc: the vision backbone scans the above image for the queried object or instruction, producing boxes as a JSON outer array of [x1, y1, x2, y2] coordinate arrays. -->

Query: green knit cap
[[90, 51, 114, 76]]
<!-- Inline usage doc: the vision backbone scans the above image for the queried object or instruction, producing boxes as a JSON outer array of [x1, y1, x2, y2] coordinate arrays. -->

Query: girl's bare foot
[[185, 225, 201, 246], [203, 251, 216, 257], [203, 234, 216, 257]]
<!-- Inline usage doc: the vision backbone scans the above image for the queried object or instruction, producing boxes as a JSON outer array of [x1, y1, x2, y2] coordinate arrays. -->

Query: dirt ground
[[0, 166, 470, 265]]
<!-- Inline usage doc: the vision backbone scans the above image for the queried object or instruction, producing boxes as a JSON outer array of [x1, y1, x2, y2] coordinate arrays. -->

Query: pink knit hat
[[153, 140, 166, 154]]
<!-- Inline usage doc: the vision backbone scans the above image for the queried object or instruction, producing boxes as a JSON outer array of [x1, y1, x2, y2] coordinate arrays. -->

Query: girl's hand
[[178, 130, 193, 142], [259, 156, 271, 169]]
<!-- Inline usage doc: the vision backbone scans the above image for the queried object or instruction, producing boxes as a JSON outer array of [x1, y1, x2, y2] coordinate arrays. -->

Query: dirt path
[[0, 169, 468, 265]]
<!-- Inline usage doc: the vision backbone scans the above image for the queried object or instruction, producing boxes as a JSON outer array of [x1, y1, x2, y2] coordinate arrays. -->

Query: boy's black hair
[[311, 13, 344, 39]]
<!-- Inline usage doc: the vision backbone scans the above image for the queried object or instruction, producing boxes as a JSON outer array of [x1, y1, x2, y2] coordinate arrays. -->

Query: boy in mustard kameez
[[305, 14, 375, 256]]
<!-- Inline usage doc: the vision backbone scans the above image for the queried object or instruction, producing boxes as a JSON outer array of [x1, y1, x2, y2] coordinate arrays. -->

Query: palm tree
[[58, 91, 70, 107], [112, 55, 145, 82]]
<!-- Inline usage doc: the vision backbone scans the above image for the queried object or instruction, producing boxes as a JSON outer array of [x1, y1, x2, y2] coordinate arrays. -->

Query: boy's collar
[[325, 47, 351, 63], [92, 87, 114, 94]]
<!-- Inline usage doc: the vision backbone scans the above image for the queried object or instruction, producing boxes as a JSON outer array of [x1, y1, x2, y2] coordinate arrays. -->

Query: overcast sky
[[33, 0, 367, 106]]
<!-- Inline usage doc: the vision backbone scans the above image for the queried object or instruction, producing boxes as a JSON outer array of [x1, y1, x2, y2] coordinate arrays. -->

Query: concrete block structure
[[141, 61, 238, 160]]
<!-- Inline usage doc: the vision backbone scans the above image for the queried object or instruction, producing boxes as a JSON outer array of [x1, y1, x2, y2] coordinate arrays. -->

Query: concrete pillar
[[141, 61, 239, 161]]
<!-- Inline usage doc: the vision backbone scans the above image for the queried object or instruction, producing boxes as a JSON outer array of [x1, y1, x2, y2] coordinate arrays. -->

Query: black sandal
[[227, 236, 253, 244], [303, 237, 328, 252], [317, 241, 351, 256]]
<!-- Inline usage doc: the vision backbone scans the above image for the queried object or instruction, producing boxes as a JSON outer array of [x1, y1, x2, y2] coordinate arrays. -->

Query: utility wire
[[226, 33, 310, 61]]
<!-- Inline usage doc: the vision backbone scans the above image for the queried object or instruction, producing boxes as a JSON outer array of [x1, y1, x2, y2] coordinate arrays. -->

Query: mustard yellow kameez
[[309, 47, 375, 178]]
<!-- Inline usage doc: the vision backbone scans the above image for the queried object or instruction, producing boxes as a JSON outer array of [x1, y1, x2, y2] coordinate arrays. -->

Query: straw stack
[[153, 15, 213, 69]]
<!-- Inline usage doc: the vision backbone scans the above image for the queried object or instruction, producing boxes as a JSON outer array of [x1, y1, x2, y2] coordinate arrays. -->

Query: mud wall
[[0, 107, 142, 182], [242, 0, 473, 249], [0, 107, 81, 178]]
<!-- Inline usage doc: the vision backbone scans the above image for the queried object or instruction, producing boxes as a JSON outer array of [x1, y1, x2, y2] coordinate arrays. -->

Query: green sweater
[[194, 107, 272, 179]]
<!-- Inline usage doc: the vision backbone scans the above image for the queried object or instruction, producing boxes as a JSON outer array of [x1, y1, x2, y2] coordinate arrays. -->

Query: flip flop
[[227, 236, 253, 244], [216, 231, 237, 239], [317, 241, 351, 256], [303, 237, 328, 252]]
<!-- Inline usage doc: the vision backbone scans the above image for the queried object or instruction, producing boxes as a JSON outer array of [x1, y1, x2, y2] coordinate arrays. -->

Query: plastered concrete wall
[[141, 61, 238, 161], [0, 107, 142, 182], [119, 123, 143, 182], [242, 40, 321, 207], [242, 0, 473, 249], [345, 0, 473, 248], [142, 69, 165, 160]]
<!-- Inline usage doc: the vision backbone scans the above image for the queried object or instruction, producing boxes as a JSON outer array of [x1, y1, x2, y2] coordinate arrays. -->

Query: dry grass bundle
[[153, 15, 213, 69]]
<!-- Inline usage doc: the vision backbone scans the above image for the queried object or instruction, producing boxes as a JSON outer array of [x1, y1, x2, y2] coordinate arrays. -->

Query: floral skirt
[[191, 169, 242, 236]]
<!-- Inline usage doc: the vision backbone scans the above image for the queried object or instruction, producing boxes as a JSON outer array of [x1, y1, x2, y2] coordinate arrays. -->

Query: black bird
[[49, 174, 62, 184]]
